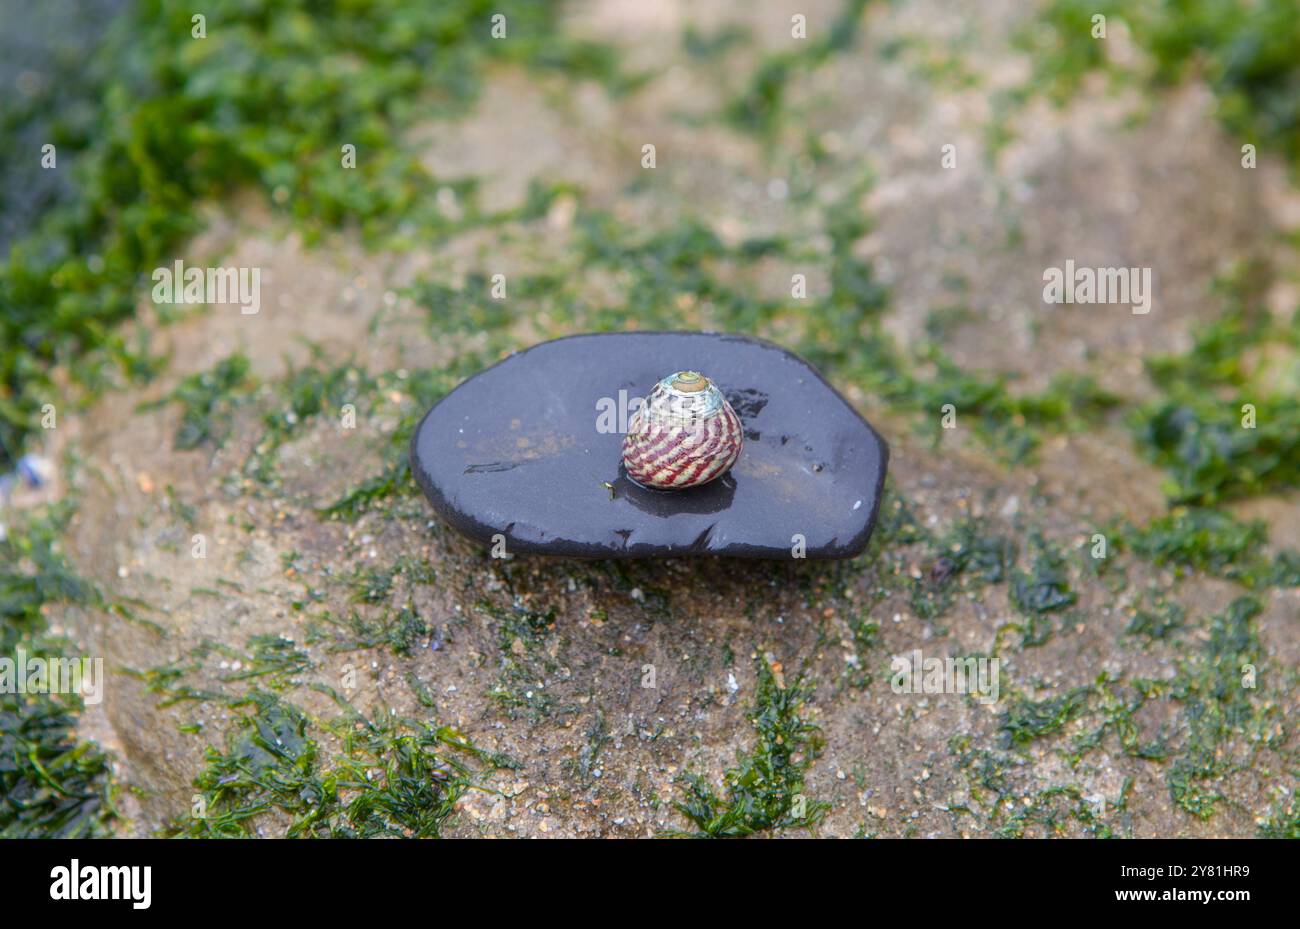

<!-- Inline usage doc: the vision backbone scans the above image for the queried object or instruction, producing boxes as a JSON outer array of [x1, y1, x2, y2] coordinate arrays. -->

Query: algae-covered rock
[[4, 0, 1297, 840]]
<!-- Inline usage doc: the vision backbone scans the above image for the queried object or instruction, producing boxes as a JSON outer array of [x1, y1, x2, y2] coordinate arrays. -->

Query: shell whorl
[[621, 371, 743, 490]]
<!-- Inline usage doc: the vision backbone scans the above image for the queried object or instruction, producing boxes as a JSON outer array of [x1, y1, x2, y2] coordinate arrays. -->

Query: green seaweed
[[174, 688, 495, 838], [0, 503, 116, 837], [1165, 596, 1274, 818], [245, 355, 376, 484], [1029, 0, 1300, 170], [1010, 537, 1078, 646], [0, 0, 626, 470], [140, 353, 257, 450], [1130, 265, 1299, 504], [1073, 677, 1169, 763], [672, 657, 828, 837], [479, 595, 562, 721], [1258, 789, 1300, 838], [315, 604, 431, 657], [1135, 397, 1299, 505], [1001, 687, 1091, 745], [896, 354, 1120, 463], [1125, 594, 1186, 641], [725, 0, 873, 136], [221, 635, 311, 686], [319, 464, 412, 520], [1117, 507, 1297, 587], [909, 518, 1017, 621], [996, 782, 1130, 839], [951, 733, 1135, 837]]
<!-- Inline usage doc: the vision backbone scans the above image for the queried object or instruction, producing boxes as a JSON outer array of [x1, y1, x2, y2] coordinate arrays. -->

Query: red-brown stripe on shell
[[621, 371, 743, 490]]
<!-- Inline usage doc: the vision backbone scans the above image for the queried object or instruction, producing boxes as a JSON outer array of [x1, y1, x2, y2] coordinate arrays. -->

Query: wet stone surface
[[411, 332, 889, 558]]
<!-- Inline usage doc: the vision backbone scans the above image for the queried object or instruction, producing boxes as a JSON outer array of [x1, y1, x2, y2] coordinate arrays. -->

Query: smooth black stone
[[410, 332, 889, 559]]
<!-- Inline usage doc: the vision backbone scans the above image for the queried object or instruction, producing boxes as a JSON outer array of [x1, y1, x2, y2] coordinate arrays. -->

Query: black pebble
[[410, 332, 888, 559]]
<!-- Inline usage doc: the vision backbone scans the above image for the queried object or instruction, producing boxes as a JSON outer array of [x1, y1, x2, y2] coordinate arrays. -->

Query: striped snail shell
[[621, 371, 743, 490]]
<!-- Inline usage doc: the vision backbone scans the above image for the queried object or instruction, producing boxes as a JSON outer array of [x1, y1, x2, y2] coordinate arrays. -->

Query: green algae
[[1259, 790, 1300, 838], [220, 635, 312, 687], [1116, 507, 1299, 587], [1002, 687, 1091, 746], [174, 689, 488, 838], [0, 502, 115, 837], [672, 657, 828, 837], [1125, 592, 1186, 641], [140, 353, 257, 450], [165, 674, 510, 837], [1166, 596, 1276, 818], [313, 604, 432, 657], [5, 0, 1299, 841], [0, 0, 625, 471], [478, 594, 563, 722], [908, 517, 1017, 622], [1029, 0, 1300, 171], [245, 354, 376, 485], [724, 0, 874, 137], [1126, 264, 1300, 505], [1010, 537, 1078, 647], [994, 782, 1131, 839], [1135, 345, 1299, 507], [987, 596, 1281, 826], [950, 733, 1134, 837], [296, 555, 440, 656], [880, 353, 1120, 464]]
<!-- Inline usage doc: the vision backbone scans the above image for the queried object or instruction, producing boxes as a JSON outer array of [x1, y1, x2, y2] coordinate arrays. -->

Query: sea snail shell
[[621, 371, 743, 490]]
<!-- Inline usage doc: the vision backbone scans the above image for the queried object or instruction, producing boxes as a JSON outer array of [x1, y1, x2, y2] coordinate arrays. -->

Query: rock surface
[[25, 0, 1298, 839], [411, 332, 888, 558]]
